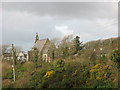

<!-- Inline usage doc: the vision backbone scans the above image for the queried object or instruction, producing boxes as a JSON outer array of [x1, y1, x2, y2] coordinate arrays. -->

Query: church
[[28, 33, 55, 62]]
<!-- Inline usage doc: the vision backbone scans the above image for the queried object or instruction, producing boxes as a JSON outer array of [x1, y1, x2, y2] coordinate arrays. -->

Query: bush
[[53, 59, 65, 72], [111, 49, 120, 68], [86, 64, 114, 88]]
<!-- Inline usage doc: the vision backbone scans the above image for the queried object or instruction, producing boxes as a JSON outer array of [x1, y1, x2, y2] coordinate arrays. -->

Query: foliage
[[2, 44, 11, 54], [2, 44, 21, 55], [53, 59, 65, 72], [111, 49, 120, 68], [28, 69, 47, 88], [2, 37, 119, 88], [62, 46, 69, 59], [72, 36, 83, 54], [2, 61, 117, 88], [86, 64, 114, 88]]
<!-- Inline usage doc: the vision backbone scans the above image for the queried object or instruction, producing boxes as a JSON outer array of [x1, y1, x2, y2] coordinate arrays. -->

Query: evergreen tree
[[73, 36, 83, 54], [35, 32, 39, 43]]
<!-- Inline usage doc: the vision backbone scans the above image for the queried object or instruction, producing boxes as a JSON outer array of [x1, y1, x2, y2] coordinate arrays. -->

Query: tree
[[2, 44, 11, 54], [72, 36, 83, 54], [14, 46, 22, 53], [58, 35, 73, 58], [62, 46, 69, 59], [35, 32, 39, 43], [51, 38, 61, 48], [2, 44, 22, 54]]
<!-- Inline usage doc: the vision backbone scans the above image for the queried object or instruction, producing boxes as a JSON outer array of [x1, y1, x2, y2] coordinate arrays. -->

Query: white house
[[17, 52, 28, 62]]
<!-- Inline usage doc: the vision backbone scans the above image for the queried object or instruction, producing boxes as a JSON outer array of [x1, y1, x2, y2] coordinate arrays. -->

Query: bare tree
[[2, 44, 22, 54], [51, 38, 61, 48], [2, 44, 11, 54], [57, 35, 74, 58], [14, 46, 22, 53]]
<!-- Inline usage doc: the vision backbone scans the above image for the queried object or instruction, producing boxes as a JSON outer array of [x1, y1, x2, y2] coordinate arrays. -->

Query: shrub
[[53, 59, 65, 72], [28, 68, 48, 88], [111, 49, 120, 68], [87, 64, 114, 88]]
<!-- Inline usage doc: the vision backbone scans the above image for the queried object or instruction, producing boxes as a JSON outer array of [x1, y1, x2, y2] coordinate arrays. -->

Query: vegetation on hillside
[[2, 36, 120, 88]]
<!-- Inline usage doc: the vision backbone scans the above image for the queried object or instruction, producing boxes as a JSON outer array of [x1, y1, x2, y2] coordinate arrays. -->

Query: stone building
[[28, 33, 55, 62]]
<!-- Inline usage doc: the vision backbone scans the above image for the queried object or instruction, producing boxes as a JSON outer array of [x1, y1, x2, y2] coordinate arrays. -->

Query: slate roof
[[33, 38, 51, 53]]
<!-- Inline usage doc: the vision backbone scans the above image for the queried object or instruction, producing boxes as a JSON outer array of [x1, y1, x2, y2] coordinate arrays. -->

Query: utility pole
[[12, 44, 16, 82]]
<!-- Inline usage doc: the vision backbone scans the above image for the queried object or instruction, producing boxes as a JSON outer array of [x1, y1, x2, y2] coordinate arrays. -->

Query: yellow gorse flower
[[96, 77, 101, 80], [90, 64, 110, 80], [72, 70, 78, 76], [43, 70, 54, 78]]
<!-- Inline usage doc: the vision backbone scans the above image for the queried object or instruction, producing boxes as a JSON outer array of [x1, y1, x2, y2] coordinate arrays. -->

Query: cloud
[[55, 25, 74, 37], [2, 2, 118, 51], [3, 2, 117, 20]]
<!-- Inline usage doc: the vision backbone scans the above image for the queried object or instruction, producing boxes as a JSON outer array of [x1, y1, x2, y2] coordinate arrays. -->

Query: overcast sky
[[2, 2, 118, 51]]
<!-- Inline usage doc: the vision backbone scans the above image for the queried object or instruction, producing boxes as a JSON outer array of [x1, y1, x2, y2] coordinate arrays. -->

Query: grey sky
[[2, 2, 118, 51]]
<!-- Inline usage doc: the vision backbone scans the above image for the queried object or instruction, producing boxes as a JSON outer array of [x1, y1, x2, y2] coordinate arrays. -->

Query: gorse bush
[[111, 49, 120, 68], [27, 60, 91, 88], [3, 61, 116, 88], [86, 64, 114, 88]]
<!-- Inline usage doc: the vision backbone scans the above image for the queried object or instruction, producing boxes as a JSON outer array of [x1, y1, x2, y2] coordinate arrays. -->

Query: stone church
[[28, 33, 54, 62]]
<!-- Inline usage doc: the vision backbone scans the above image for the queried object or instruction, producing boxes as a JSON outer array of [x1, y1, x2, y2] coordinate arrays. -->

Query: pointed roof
[[33, 38, 49, 52]]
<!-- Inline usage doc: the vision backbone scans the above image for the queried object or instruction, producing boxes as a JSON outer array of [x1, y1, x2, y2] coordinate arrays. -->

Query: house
[[28, 38, 54, 62], [17, 51, 28, 62], [3, 51, 28, 62], [2, 53, 13, 60]]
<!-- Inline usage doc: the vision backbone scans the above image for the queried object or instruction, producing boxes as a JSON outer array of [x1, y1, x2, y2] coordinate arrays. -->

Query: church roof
[[33, 38, 50, 52]]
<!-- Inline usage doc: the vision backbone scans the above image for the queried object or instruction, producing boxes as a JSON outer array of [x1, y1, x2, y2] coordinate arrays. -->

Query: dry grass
[[2, 62, 12, 79], [2, 79, 13, 88], [14, 72, 30, 88]]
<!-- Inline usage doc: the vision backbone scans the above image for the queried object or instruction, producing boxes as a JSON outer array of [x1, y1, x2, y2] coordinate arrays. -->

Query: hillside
[[66, 37, 119, 64], [2, 37, 120, 88]]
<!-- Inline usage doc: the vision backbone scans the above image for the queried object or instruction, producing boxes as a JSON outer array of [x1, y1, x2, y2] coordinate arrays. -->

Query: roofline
[[38, 38, 49, 41]]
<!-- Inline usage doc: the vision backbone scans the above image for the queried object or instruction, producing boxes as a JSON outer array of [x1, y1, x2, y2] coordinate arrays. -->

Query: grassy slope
[[2, 37, 120, 88]]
